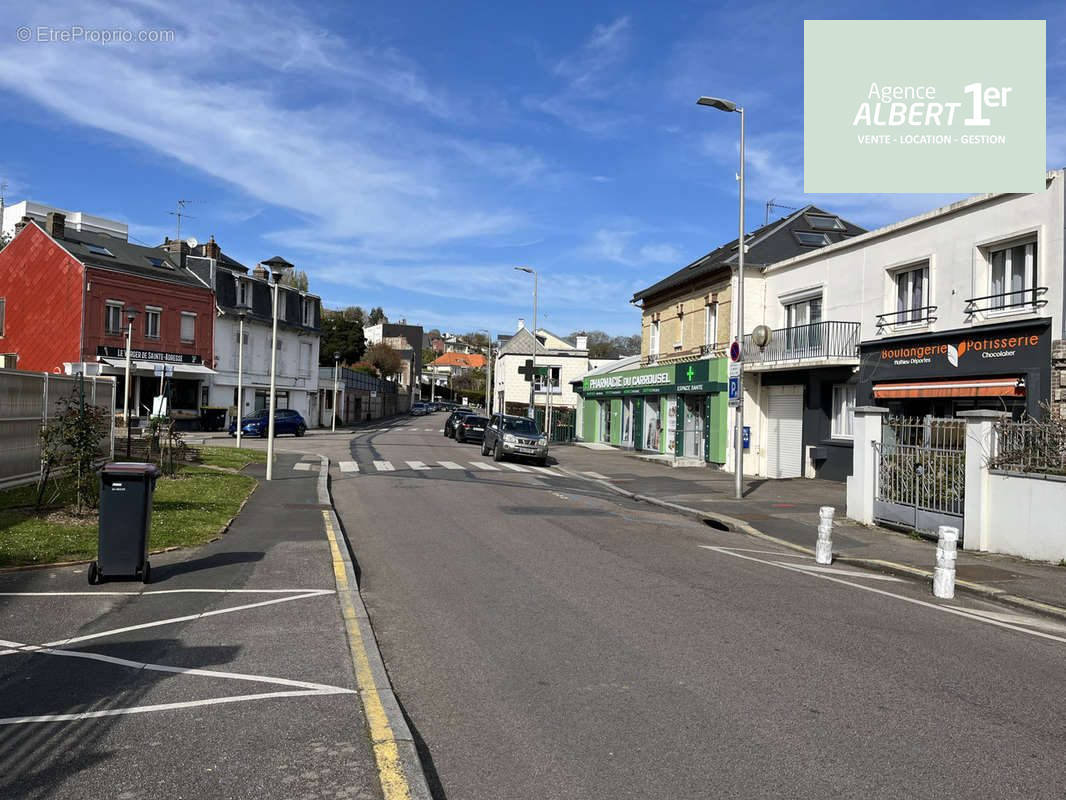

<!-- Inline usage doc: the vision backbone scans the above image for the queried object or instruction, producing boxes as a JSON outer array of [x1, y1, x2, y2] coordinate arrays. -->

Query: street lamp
[[698, 94, 745, 500], [265, 270, 283, 481], [514, 266, 537, 419], [477, 328, 493, 415], [122, 307, 140, 425], [332, 351, 340, 432], [235, 305, 249, 449]]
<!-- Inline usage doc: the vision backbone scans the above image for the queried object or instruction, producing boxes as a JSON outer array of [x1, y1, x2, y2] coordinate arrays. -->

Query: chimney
[[14, 216, 31, 235], [253, 263, 269, 280], [45, 211, 66, 239], [163, 238, 188, 267], [204, 235, 221, 260], [517, 318, 525, 331], [576, 334, 588, 351]]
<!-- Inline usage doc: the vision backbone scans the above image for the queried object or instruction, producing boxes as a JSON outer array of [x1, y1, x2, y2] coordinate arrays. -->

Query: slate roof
[[47, 225, 206, 289], [631, 205, 866, 304]]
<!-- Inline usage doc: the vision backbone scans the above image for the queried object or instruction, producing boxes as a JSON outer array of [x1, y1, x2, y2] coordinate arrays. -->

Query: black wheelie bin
[[89, 462, 161, 585]]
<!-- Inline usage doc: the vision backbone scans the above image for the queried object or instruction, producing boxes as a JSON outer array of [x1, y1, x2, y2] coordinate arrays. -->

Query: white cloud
[[580, 227, 680, 266]]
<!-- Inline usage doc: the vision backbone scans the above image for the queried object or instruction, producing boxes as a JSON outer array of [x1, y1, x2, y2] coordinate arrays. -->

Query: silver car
[[481, 413, 549, 466]]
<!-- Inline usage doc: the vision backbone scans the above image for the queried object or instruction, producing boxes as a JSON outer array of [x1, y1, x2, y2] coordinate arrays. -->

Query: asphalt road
[[0, 453, 382, 800], [313, 415, 1066, 800]]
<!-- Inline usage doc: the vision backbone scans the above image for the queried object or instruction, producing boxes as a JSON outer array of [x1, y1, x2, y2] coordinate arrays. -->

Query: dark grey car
[[481, 413, 548, 466]]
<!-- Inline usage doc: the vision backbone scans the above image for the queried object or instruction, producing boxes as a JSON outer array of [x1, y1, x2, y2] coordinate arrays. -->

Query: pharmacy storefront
[[577, 359, 728, 463]]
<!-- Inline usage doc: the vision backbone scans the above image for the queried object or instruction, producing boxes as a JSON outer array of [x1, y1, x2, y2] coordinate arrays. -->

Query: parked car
[[228, 408, 307, 438], [443, 409, 475, 438], [455, 415, 488, 444], [410, 402, 429, 416], [482, 414, 548, 466]]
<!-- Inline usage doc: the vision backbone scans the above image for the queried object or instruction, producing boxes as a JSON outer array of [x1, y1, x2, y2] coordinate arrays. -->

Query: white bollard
[[815, 506, 834, 565], [932, 525, 959, 599]]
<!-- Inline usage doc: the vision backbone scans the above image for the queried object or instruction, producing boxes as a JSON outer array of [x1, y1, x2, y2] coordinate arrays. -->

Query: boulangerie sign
[[804, 20, 1046, 193]]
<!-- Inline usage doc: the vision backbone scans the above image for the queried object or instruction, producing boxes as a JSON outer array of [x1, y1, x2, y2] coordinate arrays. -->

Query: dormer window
[[794, 231, 831, 247], [805, 213, 844, 231]]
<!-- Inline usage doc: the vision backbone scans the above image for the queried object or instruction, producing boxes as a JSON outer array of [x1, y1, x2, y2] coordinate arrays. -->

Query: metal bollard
[[816, 506, 834, 565], [932, 525, 958, 599]]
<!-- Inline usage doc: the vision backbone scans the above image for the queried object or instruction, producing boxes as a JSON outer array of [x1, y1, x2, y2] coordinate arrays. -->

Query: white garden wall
[[984, 472, 1066, 562]]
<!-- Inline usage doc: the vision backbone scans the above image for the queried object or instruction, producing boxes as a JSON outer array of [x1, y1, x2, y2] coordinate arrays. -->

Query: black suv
[[443, 409, 474, 438], [481, 414, 549, 466]]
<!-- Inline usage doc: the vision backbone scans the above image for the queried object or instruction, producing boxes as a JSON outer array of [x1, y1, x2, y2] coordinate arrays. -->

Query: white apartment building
[[185, 244, 322, 426], [2, 200, 128, 240], [728, 170, 1065, 482], [494, 321, 593, 419]]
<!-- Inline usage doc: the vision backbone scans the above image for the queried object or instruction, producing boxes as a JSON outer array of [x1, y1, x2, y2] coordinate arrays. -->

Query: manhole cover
[[955, 564, 1022, 582]]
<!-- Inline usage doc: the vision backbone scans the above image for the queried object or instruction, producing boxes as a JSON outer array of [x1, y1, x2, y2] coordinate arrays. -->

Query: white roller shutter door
[[767, 387, 803, 479]]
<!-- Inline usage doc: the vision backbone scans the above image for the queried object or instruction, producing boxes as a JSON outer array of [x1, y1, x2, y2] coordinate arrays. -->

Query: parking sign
[[728, 376, 741, 407]]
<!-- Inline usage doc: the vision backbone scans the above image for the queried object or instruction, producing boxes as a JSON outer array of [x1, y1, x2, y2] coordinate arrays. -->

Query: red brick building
[[0, 214, 215, 418]]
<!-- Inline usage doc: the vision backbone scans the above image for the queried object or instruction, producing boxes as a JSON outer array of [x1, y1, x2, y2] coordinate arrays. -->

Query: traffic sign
[[728, 361, 741, 379], [729, 341, 742, 362], [728, 376, 741, 407]]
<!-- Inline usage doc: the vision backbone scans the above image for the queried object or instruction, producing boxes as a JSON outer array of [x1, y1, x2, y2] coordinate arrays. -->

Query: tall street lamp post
[[697, 95, 745, 500], [514, 266, 537, 419], [332, 351, 340, 432], [265, 270, 283, 481], [122, 307, 139, 426], [477, 328, 492, 415], [236, 306, 248, 449]]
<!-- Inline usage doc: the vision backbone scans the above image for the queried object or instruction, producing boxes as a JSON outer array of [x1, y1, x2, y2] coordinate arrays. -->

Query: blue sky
[[0, 1, 1063, 337]]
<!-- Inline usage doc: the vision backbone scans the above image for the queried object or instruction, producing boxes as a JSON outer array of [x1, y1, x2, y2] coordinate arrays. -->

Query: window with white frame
[[989, 240, 1037, 310], [894, 263, 929, 323], [650, 320, 660, 356], [145, 306, 161, 339], [832, 384, 856, 438], [300, 342, 313, 376], [704, 302, 718, 347], [784, 294, 822, 352], [302, 298, 314, 326], [534, 366, 561, 393], [236, 277, 249, 308], [232, 329, 249, 368], [105, 301, 124, 335], [180, 312, 196, 343]]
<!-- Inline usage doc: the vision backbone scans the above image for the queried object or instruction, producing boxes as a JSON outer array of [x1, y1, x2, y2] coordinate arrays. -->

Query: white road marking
[[20, 591, 334, 651], [0, 689, 351, 726], [776, 562, 905, 582], [713, 547, 814, 559], [529, 466, 556, 475], [293, 462, 314, 471], [438, 429, 445, 433], [699, 546, 1066, 646], [582, 471, 611, 480], [438, 461, 464, 470], [946, 605, 1066, 634], [0, 589, 335, 597], [339, 461, 359, 473], [500, 463, 529, 472], [405, 460, 431, 471], [469, 461, 500, 471], [373, 460, 394, 472]]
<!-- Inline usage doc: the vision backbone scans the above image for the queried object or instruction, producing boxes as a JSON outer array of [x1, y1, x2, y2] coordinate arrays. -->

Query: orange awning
[[873, 377, 1024, 399]]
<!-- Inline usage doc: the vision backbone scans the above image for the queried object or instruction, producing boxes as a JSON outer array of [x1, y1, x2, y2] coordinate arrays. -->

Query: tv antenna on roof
[[0, 179, 7, 237], [765, 198, 798, 225], [169, 199, 196, 244]]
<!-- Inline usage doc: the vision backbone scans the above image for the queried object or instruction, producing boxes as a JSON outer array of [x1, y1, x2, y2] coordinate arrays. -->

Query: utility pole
[[0, 179, 7, 239]]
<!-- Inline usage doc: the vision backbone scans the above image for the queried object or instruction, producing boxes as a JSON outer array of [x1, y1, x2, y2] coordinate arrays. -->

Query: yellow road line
[[322, 510, 413, 800]]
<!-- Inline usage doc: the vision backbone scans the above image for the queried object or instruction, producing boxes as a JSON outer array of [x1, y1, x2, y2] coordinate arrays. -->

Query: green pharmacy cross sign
[[685, 365, 696, 383], [519, 359, 549, 382]]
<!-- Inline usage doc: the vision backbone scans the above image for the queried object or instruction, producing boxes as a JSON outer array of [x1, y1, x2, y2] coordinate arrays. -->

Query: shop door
[[621, 398, 633, 446], [600, 400, 612, 443], [683, 396, 705, 459], [767, 386, 803, 478], [644, 398, 661, 452]]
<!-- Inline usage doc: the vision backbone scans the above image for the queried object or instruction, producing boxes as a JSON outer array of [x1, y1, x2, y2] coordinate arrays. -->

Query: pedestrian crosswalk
[[330, 458, 570, 478]]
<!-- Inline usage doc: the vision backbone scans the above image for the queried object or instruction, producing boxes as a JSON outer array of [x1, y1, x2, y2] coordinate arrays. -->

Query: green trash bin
[[89, 462, 161, 585]]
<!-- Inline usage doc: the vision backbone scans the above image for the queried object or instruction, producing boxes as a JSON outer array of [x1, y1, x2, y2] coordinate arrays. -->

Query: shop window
[[894, 264, 929, 323], [832, 384, 856, 439], [105, 301, 124, 335], [180, 312, 197, 343], [145, 307, 161, 339], [989, 241, 1037, 310]]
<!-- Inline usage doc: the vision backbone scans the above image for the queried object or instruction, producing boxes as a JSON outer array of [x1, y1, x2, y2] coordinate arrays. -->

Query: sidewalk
[[552, 443, 1066, 617]]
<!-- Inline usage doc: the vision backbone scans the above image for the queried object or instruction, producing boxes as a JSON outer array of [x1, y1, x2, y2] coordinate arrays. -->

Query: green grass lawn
[[0, 461, 258, 568], [199, 446, 268, 471]]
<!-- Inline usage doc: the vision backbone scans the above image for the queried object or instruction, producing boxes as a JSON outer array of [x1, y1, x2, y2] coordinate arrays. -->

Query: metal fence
[[874, 416, 966, 536], [0, 370, 116, 489], [989, 418, 1066, 476], [741, 321, 860, 365]]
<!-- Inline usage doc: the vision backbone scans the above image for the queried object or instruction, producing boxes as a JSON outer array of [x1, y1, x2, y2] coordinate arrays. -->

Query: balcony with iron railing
[[875, 305, 938, 332], [741, 321, 861, 369], [964, 286, 1049, 317], [640, 343, 727, 367]]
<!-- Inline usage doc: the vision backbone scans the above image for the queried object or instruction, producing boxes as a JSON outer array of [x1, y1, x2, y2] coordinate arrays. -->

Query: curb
[[561, 468, 1066, 623], [316, 456, 433, 800]]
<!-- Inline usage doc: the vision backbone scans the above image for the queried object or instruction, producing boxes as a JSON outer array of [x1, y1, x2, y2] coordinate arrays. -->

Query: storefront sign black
[[858, 320, 1051, 382], [97, 346, 203, 365]]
